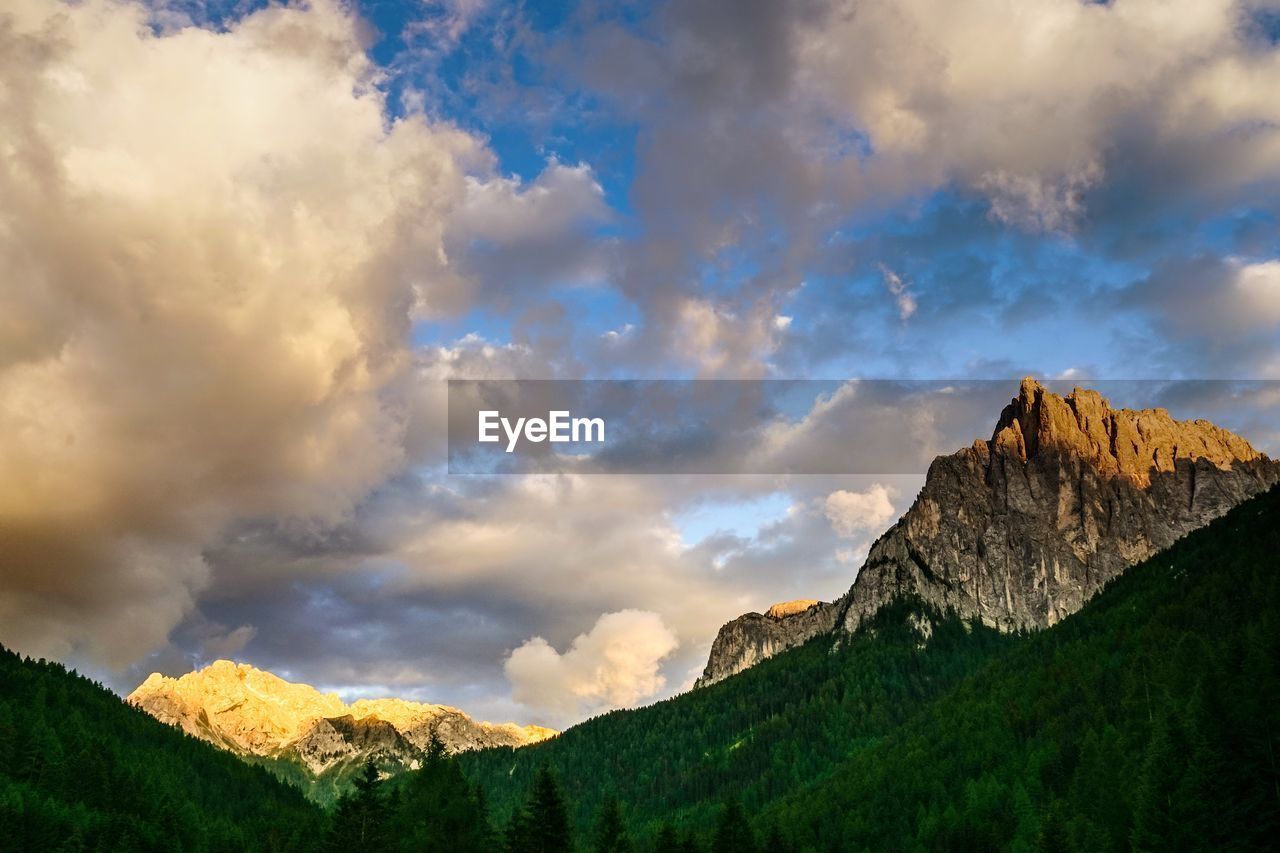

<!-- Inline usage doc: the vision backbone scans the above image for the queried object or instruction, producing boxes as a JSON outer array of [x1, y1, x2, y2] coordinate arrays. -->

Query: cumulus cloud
[[0, 0, 593, 667], [670, 296, 792, 377], [793, 0, 1280, 231], [824, 485, 897, 538], [505, 609, 679, 722], [750, 381, 1008, 476], [1113, 255, 1280, 376]]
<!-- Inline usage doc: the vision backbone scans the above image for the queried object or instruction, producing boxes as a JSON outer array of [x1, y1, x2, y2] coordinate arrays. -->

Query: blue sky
[[353, 0, 1280, 384]]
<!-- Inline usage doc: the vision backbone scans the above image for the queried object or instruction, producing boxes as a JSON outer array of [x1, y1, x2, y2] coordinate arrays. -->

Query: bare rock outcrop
[[835, 378, 1280, 634], [127, 660, 555, 778], [697, 379, 1280, 686], [694, 600, 838, 687]]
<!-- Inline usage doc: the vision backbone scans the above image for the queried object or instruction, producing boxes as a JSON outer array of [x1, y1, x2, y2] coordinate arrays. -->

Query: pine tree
[[654, 823, 681, 853], [590, 794, 632, 853], [712, 800, 756, 853], [760, 822, 792, 852], [393, 733, 493, 852], [507, 764, 573, 853], [326, 759, 389, 852], [1131, 710, 1181, 852]]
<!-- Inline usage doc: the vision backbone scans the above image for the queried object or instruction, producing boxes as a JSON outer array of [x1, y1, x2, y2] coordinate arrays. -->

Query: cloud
[[824, 485, 897, 538], [541, 0, 1280, 375], [1113, 255, 1280, 376], [414, 0, 494, 46], [0, 0, 593, 667], [879, 265, 918, 322], [750, 381, 1009, 476], [448, 160, 614, 297], [1127, 256, 1280, 339], [793, 0, 1280, 231], [505, 609, 679, 722], [671, 297, 790, 377]]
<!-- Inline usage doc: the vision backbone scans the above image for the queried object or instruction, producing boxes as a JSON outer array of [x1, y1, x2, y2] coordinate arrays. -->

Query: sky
[[1, 0, 1279, 729]]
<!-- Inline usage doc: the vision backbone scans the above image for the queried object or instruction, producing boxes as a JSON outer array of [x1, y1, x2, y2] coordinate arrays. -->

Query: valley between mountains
[[4, 379, 1279, 851]]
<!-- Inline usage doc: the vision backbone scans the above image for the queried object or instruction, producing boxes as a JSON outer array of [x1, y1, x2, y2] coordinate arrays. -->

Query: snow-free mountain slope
[[128, 660, 555, 781], [697, 378, 1280, 686]]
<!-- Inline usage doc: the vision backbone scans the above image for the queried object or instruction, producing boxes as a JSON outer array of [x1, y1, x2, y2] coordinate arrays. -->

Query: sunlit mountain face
[[2, 0, 1280, 811]]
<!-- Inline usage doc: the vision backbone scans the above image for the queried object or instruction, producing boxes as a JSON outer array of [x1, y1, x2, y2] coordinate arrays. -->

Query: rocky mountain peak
[[765, 600, 823, 619], [127, 661, 555, 778], [696, 379, 1280, 687], [990, 378, 1264, 487], [694, 599, 839, 688]]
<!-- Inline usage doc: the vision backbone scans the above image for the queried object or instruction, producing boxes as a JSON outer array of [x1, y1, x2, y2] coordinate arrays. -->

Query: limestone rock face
[[694, 600, 838, 687], [287, 715, 417, 776], [766, 599, 822, 618], [835, 378, 1280, 635], [127, 660, 555, 778], [696, 379, 1280, 686]]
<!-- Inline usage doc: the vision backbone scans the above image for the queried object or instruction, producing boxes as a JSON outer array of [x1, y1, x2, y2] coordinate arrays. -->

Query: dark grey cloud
[[541, 0, 1280, 376]]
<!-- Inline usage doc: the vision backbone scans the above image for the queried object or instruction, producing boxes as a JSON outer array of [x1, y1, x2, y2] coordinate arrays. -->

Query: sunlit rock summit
[[127, 660, 555, 785], [697, 378, 1280, 686], [694, 600, 838, 688]]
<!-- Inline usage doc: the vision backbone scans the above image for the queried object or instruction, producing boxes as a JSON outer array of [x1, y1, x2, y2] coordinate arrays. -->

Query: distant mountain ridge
[[127, 660, 554, 796], [697, 378, 1280, 686]]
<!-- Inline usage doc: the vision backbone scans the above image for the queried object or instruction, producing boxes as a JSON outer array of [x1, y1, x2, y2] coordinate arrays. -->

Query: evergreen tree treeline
[[0, 649, 321, 852]]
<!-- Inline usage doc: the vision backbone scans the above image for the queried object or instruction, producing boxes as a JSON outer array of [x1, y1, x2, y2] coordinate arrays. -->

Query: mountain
[[693, 599, 837, 687], [0, 647, 321, 851], [763, 481, 1280, 849], [127, 660, 554, 802], [461, 484, 1280, 849], [697, 378, 1279, 685]]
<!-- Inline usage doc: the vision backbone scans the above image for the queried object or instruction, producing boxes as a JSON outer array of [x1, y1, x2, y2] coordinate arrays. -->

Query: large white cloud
[[505, 609, 679, 722], [0, 0, 590, 666], [794, 0, 1280, 231]]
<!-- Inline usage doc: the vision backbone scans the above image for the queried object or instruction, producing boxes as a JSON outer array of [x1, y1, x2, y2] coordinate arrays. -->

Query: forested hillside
[[0, 649, 322, 852], [461, 597, 1017, 835], [464, 485, 1280, 850], [766, 485, 1280, 851]]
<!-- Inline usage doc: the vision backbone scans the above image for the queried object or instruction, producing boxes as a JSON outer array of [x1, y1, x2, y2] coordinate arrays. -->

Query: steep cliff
[[835, 378, 1280, 634], [697, 379, 1280, 686], [694, 600, 838, 687]]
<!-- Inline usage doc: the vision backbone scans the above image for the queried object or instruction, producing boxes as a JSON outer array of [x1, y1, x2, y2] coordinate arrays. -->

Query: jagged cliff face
[[127, 660, 555, 777], [698, 379, 1280, 686], [694, 600, 838, 687], [836, 378, 1280, 635]]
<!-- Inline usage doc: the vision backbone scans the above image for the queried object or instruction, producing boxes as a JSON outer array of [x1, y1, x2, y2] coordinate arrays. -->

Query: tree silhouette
[[391, 732, 493, 851], [326, 759, 389, 851], [507, 763, 573, 852], [591, 794, 632, 852], [712, 800, 756, 853]]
